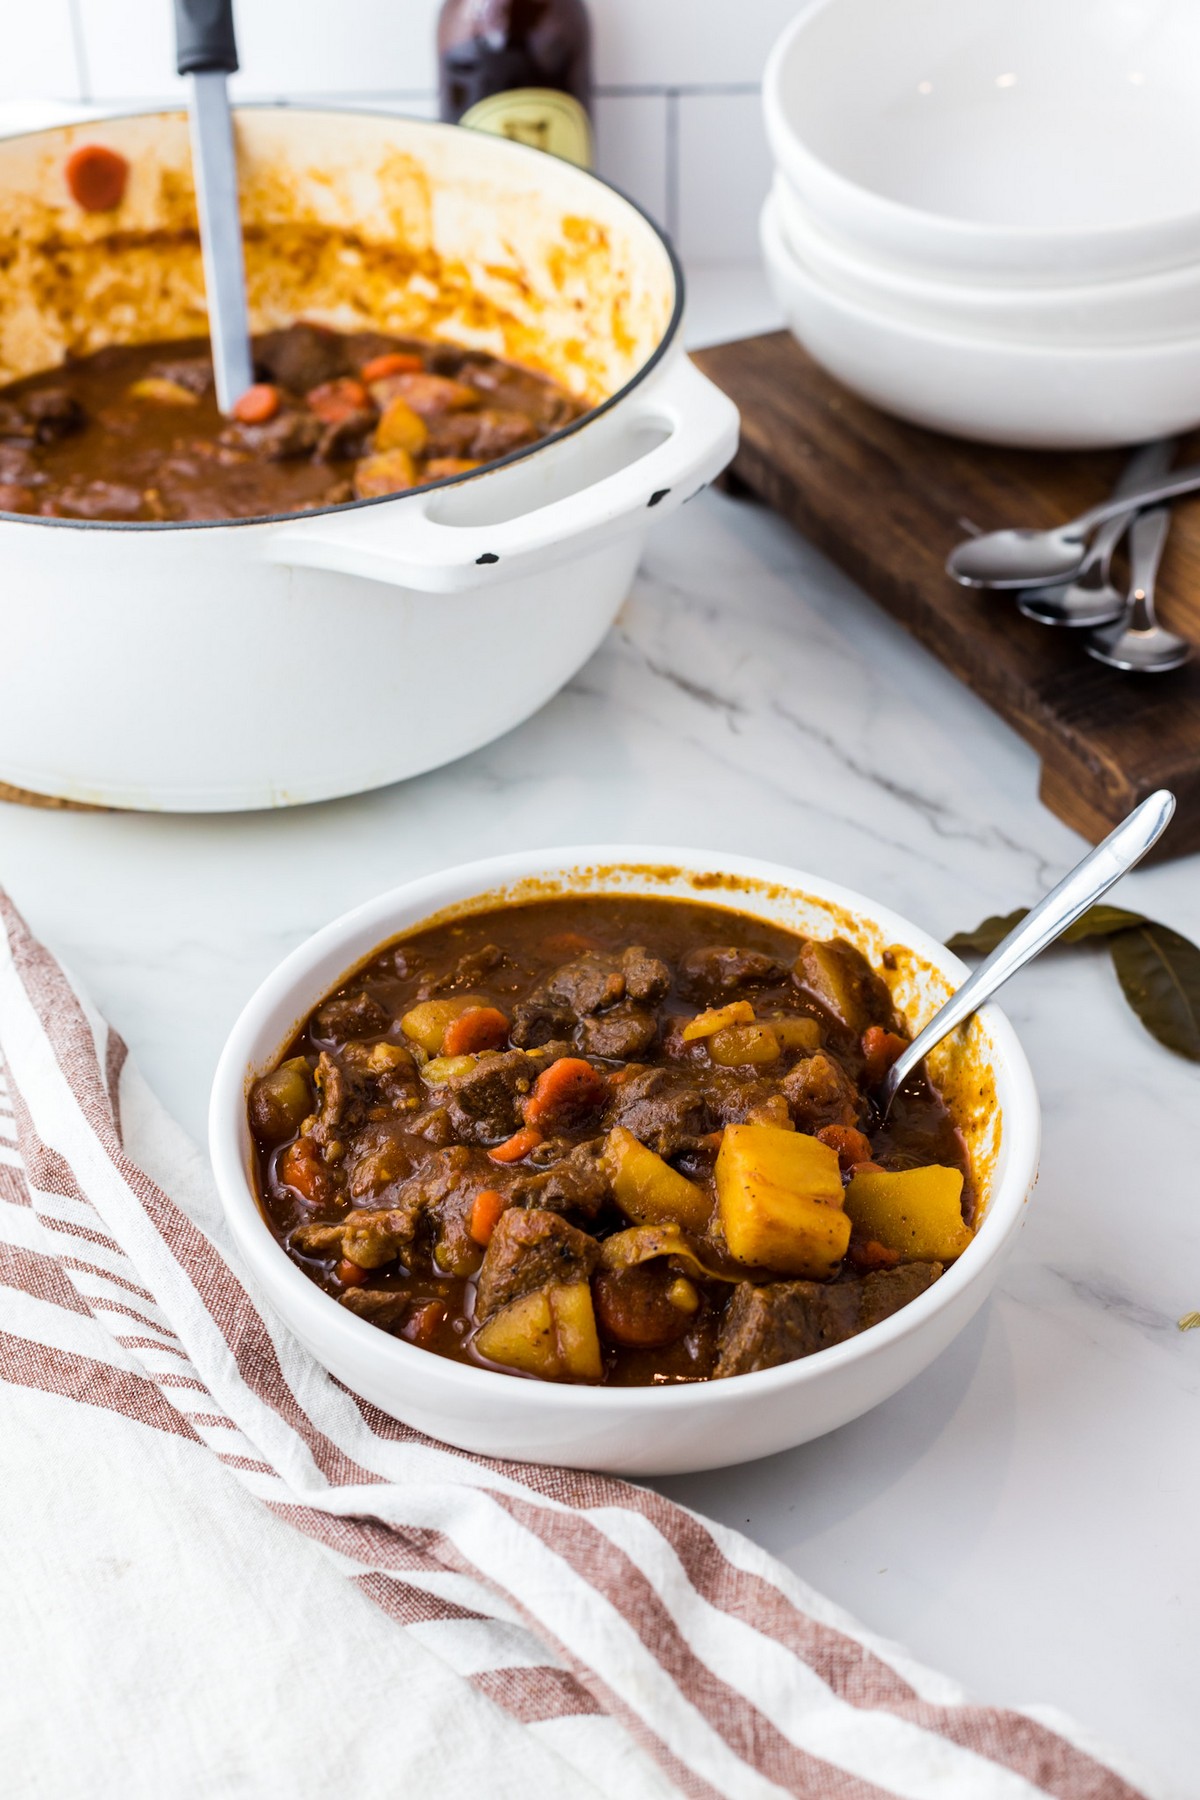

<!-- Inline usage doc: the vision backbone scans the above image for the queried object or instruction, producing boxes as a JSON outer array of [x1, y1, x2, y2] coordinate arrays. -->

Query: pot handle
[[263, 355, 739, 594]]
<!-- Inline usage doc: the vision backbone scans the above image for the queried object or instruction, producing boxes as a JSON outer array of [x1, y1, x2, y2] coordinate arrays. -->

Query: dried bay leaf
[[1110, 923, 1200, 1062], [949, 902, 1200, 1065]]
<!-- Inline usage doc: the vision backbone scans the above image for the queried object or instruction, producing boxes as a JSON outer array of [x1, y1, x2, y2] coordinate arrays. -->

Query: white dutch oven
[[209, 848, 1041, 1476], [0, 111, 737, 810]]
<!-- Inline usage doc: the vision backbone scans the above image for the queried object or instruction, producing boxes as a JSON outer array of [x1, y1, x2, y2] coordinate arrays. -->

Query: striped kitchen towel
[[0, 889, 1159, 1800]]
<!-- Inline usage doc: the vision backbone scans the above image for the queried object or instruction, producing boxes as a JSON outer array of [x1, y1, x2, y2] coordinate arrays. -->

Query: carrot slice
[[523, 1057, 608, 1129], [405, 1300, 447, 1346], [816, 1123, 874, 1172], [360, 351, 423, 382], [65, 144, 129, 212], [306, 377, 370, 423], [277, 1136, 327, 1203], [335, 1258, 368, 1287], [847, 1238, 901, 1272], [861, 1025, 909, 1086], [488, 1125, 543, 1164], [442, 1006, 510, 1057], [232, 383, 281, 424], [468, 1188, 509, 1247]]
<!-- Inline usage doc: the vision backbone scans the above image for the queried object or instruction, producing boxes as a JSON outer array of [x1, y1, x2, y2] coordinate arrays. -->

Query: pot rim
[[0, 103, 686, 534], [208, 845, 1042, 1416]]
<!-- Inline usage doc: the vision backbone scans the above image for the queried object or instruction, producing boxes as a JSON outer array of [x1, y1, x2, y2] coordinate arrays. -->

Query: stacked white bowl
[[762, 0, 1200, 448]]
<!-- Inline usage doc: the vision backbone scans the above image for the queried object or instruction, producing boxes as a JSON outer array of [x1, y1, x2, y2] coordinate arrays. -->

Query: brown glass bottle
[[438, 0, 593, 168]]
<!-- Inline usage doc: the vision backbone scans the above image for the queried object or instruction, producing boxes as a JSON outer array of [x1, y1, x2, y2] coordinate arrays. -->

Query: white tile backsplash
[[594, 0, 802, 87], [675, 90, 773, 263], [2, 2, 82, 101], [592, 91, 669, 227]]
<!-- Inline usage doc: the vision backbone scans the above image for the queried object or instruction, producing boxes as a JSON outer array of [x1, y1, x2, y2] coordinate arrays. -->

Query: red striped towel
[[0, 890, 1158, 1800]]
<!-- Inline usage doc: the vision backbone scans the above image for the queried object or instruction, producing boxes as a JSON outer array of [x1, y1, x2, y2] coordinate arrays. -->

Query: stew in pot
[[249, 896, 977, 1385], [0, 323, 585, 522]]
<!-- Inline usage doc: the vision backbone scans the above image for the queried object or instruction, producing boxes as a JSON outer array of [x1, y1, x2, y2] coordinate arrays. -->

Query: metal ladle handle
[[877, 788, 1177, 1115]]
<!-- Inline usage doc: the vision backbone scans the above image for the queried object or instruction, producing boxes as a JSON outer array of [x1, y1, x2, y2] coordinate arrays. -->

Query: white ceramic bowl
[[763, 192, 1200, 448], [774, 173, 1200, 347], [764, 0, 1200, 283], [209, 846, 1041, 1477]]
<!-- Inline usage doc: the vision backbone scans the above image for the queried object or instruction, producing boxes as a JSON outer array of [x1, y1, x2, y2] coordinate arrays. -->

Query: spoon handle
[[1075, 462, 1200, 535], [1126, 506, 1170, 627], [1086, 439, 1177, 568], [878, 788, 1176, 1114]]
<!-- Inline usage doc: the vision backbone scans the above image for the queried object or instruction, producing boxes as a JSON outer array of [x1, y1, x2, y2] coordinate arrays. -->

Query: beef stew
[[249, 896, 975, 1385], [0, 323, 585, 522]]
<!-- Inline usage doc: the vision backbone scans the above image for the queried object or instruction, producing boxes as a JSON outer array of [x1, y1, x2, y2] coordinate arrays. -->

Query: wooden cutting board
[[692, 330, 1200, 860]]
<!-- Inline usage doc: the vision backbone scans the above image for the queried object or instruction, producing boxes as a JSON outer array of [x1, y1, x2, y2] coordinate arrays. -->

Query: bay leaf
[[946, 909, 1027, 956], [1109, 923, 1200, 1062], [1062, 905, 1147, 943], [949, 902, 1148, 958]]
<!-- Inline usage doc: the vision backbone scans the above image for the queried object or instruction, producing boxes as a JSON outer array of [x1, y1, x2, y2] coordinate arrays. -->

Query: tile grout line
[[65, 0, 92, 104]]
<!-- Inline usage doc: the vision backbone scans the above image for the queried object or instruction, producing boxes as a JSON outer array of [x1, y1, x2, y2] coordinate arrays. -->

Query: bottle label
[[460, 87, 593, 168]]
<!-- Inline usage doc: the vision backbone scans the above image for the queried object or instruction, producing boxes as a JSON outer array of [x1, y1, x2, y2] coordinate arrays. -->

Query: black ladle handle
[[175, 0, 239, 75]]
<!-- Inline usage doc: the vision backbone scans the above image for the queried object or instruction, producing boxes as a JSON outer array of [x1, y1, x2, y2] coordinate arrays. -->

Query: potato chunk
[[716, 1124, 849, 1278], [708, 1023, 781, 1067], [473, 1282, 602, 1381], [604, 1126, 711, 1230], [794, 938, 891, 1034], [681, 1000, 755, 1042], [844, 1166, 973, 1263], [400, 997, 475, 1056]]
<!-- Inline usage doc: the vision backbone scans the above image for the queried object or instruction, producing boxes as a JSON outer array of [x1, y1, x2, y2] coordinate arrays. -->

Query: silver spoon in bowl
[[1016, 438, 1175, 628], [877, 788, 1176, 1118], [1086, 507, 1192, 673], [947, 462, 1200, 590]]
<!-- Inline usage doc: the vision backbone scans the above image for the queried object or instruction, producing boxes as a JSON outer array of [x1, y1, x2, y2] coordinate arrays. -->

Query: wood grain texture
[[693, 331, 1200, 859]]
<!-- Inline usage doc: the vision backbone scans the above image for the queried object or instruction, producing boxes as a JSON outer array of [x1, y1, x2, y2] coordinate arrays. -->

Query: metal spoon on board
[[877, 788, 1176, 1118], [174, 0, 254, 414], [1016, 438, 1176, 628], [1086, 507, 1192, 674], [946, 462, 1200, 589]]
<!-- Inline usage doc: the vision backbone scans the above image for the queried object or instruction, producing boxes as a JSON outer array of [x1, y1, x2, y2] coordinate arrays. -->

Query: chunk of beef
[[474, 1207, 599, 1321], [705, 1070, 793, 1127], [463, 361, 577, 431], [782, 1053, 864, 1132], [857, 1261, 942, 1330], [425, 943, 505, 995], [512, 1137, 611, 1220], [339, 1288, 410, 1331], [578, 1003, 658, 1060], [228, 409, 322, 461], [510, 996, 575, 1049], [343, 1120, 424, 1198], [793, 938, 895, 1035], [444, 1048, 537, 1142], [256, 323, 349, 393], [42, 479, 146, 520], [310, 1042, 420, 1149], [605, 1065, 710, 1158], [678, 945, 789, 1001], [536, 945, 670, 1020], [147, 355, 212, 396], [312, 990, 389, 1045], [23, 388, 85, 441], [316, 408, 376, 462], [715, 1262, 941, 1376], [462, 406, 539, 461]]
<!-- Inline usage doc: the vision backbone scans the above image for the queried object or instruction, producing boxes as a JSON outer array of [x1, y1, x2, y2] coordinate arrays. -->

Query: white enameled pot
[[209, 848, 1041, 1477], [0, 111, 737, 811]]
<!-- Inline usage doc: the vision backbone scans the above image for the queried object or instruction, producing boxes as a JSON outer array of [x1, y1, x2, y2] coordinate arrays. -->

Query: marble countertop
[[2, 269, 1197, 1796]]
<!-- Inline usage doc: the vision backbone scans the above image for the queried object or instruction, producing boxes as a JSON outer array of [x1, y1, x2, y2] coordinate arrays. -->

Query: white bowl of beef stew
[[209, 849, 1040, 1475], [0, 110, 735, 810]]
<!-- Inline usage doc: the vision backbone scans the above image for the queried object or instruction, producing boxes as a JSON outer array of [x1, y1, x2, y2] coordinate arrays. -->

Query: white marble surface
[[2, 270, 1198, 1797]]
